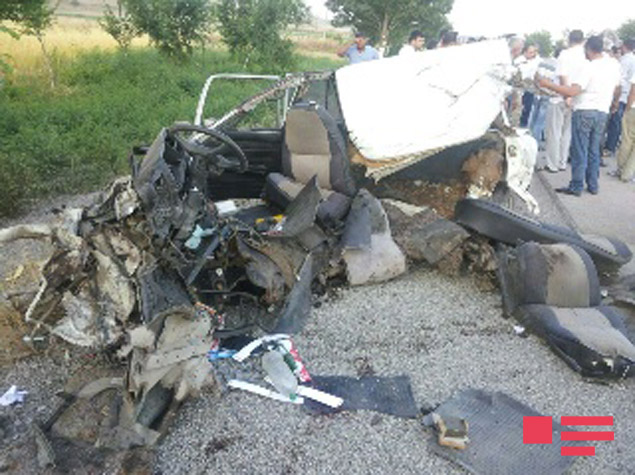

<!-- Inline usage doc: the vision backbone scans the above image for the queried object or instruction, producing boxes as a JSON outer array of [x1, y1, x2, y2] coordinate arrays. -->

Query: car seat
[[265, 102, 357, 223], [498, 241, 635, 378]]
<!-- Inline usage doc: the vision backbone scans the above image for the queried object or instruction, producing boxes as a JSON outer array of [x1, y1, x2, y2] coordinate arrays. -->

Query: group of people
[[336, 28, 635, 197], [513, 31, 635, 196], [336, 29, 459, 64]]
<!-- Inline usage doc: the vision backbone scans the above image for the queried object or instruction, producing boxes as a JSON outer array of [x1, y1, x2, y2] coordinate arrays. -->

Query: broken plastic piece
[[208, 349, 237, 361], [430, 413, 470, 450], [215, 200, 238, 217], [262, 350, 298, 400], [296, 386, 343, 408], [0, 385, 28, 406], [303, 375, 418, 418], [272, 255, 313, 334], [227, 380, 304, 404], [232, 334, 290, 362], [185, 225, 218, 250]]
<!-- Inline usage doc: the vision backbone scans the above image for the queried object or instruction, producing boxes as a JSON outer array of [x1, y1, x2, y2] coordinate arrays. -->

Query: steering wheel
[[167, 123, 248, 174]]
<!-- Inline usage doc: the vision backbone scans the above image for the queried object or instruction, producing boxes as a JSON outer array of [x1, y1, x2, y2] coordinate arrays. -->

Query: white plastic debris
[[296, 386, 343, 408], [513, 325, 526, 336], [0, 385, 28, 406], [227, 380, 304, 404], [232, 334, 290, 362], [215, 200, 238, 217]]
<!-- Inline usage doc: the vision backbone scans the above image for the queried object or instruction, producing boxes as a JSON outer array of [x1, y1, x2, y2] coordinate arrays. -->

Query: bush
[[215, 0, 309, 71], [618, 19, 635, 42], [123, 0, 213, 59], [99, 3, 140, 51]]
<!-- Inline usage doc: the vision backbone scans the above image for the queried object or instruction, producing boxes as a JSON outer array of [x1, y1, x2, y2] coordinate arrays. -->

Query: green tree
[[617, 19, 635, 42], [215, 0, 308, 69], [0, 0, 58, 87], [525, 30, 553, 57], [99, 1, 141, 52], [325, 0, 453, 54], [123, 0, 213, 59]]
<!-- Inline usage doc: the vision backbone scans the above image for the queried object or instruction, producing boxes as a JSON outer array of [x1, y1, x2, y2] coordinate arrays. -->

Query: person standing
[[507, 37, 525, 126], [604, 39, 635, 156], [515, 44, 541, 127], [614, 72, 635, 182], [399, 30, 425, 56], [543, 30, 587, 171], [337, 32, 380, 64], [538, 35, 621, 196], [439, 30, 458, 48], [531, 50, 561, 165]]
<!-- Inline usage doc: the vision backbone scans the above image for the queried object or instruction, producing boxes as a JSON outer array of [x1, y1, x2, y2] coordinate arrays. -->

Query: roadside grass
[[0, 18, 343, 217]]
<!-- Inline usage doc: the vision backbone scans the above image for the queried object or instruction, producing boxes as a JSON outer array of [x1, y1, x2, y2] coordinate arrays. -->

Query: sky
[[305, 0, 635, 40]]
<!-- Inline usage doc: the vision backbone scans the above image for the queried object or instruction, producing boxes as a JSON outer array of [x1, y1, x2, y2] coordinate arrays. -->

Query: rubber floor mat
[[303, 375, 418, 418], [423, 389, 577, 475]]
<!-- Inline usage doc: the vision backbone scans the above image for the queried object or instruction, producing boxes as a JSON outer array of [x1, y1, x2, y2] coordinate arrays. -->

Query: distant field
[[0, 13, 344, 217], [1, 17, 150, 76], [0, 15, 344, 79]]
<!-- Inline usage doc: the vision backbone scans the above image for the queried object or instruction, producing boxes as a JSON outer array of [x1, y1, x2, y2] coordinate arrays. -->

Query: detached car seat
[[266, 102, 357, 223], [498, 242, 635, 378]]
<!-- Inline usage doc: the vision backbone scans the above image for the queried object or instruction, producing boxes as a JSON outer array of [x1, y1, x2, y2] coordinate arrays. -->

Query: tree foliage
[[525, 30, 553, 57], [325, 0, 453, 52], [123, 0, 213, 59], [0, 0, 55, 35], [0, 0, 57, 86], [617, 19, 635, 42], [99, 1, 141, 51], [215, 0, 308, 69]]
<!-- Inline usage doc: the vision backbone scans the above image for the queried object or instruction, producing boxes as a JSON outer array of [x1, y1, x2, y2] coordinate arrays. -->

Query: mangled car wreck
[[1, 39, 634, 472]]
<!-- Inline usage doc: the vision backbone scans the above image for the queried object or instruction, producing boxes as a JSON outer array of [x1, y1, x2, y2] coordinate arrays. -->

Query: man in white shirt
[[543, 30, 587, 171], [399, 30, 425, 57], [538, 35, 621, 196], [616, 73, 635, 181], [605, 39, 635, 155]]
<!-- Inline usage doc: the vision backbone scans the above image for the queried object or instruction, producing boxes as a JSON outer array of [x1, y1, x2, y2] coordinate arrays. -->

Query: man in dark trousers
[[538, 35, 621, 196]]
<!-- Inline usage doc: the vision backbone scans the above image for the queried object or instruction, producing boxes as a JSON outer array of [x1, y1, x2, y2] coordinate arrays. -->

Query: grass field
[[0, 16, 344, 217]]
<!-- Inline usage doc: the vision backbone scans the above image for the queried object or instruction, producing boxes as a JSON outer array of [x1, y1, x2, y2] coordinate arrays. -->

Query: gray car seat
[[498, 242, 635, 378], [266, 102, 356, 223]]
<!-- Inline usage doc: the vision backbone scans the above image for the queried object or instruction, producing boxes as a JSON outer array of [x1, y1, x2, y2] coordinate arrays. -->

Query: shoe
[[555, 187, 581, 197], [559, 166, 567, 171], [545, 168, 559, 173], [607, 170, 620, 177], [587, 188, 598, 195]]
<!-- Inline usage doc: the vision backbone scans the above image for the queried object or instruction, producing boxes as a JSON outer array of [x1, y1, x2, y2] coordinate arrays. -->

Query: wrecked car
[[1, 38, 633, 466]]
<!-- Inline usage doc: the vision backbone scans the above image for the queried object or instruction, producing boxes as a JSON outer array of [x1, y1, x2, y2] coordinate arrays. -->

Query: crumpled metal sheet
[[55, 290, 119, 347], [272, 254, 313, 334], [276, 176, 321, 237], [336, 40, 512, 178], [93, 250, 135, 324], [120, 309, 216, 446], [237, 237, 287, 304], [136, 257, 192, 324], [504, 132, 539, 213], [342, 190, 406, 285]]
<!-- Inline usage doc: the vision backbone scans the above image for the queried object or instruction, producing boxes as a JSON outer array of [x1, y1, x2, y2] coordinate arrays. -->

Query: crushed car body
[[1, 39, 633, 468]]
